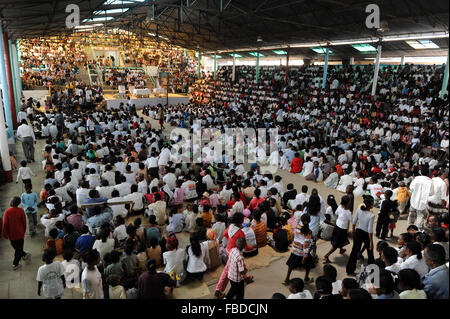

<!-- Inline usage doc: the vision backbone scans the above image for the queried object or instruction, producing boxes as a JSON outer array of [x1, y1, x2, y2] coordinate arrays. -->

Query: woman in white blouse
[[323, 195, 352, 264], [400, 241, 429, 278], [345, 195, 375, 275], [185, 235, 210, 280], [92, 228, 115, 261]]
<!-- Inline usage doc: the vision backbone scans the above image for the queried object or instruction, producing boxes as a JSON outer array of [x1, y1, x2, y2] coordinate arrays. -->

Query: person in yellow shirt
[[396, 181, 411, 215]]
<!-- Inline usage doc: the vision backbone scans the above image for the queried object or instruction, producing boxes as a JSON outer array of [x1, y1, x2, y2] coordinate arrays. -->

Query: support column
[[255, 52, 260, 84], [400, 55, 405, 66], [440, 50, 449, 99], [12, 41, 22, 107], [0, 94, 13, 182], [0, 25, 14, 135], [371, 44, 382, 96], [2, 32, 17, 129], [8, 39, 19, 114], [197, 51, 201, 79], [349, 57, 355, 65], [213, 53, 217, 80], [322, 47, 329, 89], [232, 54, 236, 82], [16, 40, 23, 102], [285, 50, 289, 84]]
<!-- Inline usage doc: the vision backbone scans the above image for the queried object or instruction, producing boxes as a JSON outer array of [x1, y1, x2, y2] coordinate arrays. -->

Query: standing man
[[17, 108, 27, 123], [427, 169, 448, 218], [16, 119, 36, 163], [158, 105, 164, 130], [226, 238, 247, 299], [26, 104, 34, 123], [2, 197, 31, 270], [55, 111, 64, 139], [408, 166, 433, 230]]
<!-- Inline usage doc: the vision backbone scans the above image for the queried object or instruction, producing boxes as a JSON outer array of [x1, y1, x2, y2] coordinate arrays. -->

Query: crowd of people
[[1, 57, 448, 300], [19, 32, 197, 94], [19, 38, 88, 89]]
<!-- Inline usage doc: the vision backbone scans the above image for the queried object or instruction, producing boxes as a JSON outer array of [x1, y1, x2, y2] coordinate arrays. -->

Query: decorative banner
[[145, 65, 159, 77], [159, 71, 169, 88]]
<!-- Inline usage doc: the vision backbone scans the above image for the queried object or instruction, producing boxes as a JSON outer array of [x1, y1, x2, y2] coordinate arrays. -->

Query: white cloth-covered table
[[133, 88, 150, 96]]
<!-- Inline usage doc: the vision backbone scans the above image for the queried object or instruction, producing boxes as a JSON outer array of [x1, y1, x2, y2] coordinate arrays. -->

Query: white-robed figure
[[353, 172, 365, 197], [336, 170, 353, 193], [279, 151, 290, 170]]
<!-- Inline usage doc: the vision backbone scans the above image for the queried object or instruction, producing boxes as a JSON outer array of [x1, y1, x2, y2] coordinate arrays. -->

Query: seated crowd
[[3, 59, 449, 300]]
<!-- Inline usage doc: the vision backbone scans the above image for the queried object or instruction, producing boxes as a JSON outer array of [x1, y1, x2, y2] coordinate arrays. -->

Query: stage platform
[[104, 93, 189, 109]]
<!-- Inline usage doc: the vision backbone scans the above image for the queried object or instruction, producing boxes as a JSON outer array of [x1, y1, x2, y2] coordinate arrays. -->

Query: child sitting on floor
[[146, 237, 162, 268], [167, 206, 185, 233], [287, 278, 313, 299], [184, 204, 198, 233], [45, 228, 64, 255], [61, 249, 81, 286], [319, 214, 335, 241], [108, 275, 127, 299]]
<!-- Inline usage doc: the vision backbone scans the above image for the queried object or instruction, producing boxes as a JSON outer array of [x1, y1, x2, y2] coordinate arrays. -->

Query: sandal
[[304, 277, 314, 283], [245, 275, 254, 284], [323, 258, 331, 264], [214, 291, 225, 299]]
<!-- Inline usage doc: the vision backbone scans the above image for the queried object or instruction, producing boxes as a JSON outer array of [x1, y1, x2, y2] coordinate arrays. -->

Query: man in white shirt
[[427, 170, 448, 215], [158, 146, 171, 177], [202, 171, 215, 191], [107, 190, 128, 218], [162, 167, 177, 191], [16, 120, 36, 162], [302, 158, 314, 177], [96, 180, 115, 199], [101, 165, 116, 186], [17, 109, 27, 123], [114, 176, 132, 197], [76, 181, 91, 208], [408, 167, 433, 230], [123, 184, 145, 214]]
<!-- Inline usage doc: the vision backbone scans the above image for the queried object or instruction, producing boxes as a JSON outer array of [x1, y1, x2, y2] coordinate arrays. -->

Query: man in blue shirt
[[20, 185, 39, 236], [86, 208, 113, 233], [83, 190, 107, 218], [422, 244, 449, 299], [283, 145, 296, 163], [75, 225, 96, 254]]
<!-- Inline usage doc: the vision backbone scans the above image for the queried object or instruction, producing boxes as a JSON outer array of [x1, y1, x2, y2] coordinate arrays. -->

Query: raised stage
[[105, 93, 189, 109]]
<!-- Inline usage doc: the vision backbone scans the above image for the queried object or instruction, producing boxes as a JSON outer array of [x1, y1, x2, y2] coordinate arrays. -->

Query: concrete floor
[[0, 112, 407, 299]]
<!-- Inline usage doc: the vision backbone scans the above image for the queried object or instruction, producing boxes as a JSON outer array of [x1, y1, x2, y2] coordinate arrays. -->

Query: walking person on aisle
[[21, 184, 39, 237], [346, 195, 375, 275], [408, 166, 433, 230], [2, 197, 31, 270], [16, 119, 36, 163], [226, 238, 247, 299]]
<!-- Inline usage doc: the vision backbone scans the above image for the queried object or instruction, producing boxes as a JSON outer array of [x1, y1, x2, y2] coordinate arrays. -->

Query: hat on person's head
[[243, 209, 251, 217], [202, 192, 209, 198]]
